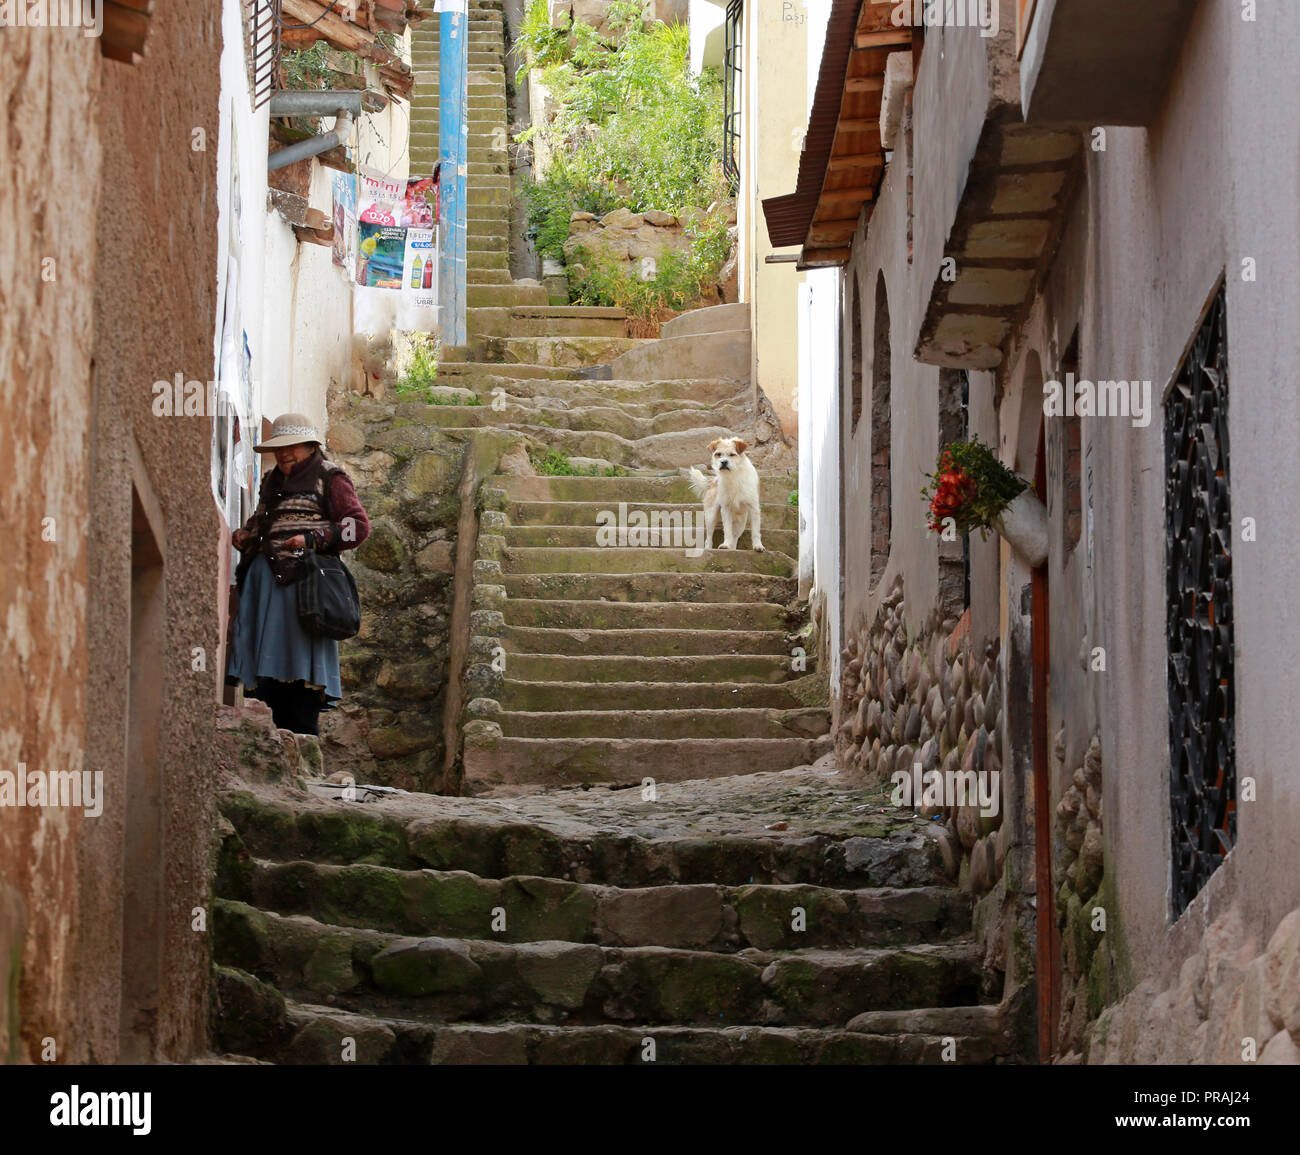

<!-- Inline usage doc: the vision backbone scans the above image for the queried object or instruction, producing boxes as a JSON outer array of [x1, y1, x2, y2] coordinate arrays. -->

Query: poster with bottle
[[404, 227, 437, 309]]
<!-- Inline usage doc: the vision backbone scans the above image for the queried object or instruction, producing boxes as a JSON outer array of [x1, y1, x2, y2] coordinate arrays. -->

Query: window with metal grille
[[244, 0, 281, 111], [723, 0, 743, 194], [1165, 282, 1236, 918]]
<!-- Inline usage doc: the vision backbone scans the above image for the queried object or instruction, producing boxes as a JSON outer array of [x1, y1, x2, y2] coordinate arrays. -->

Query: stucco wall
[[743, 0, 809, 441], [88, 0, 224, 1061], [1031, 0, 1300, 998], [0, 22, 101, 1066], [1, 4, 222, 1064]]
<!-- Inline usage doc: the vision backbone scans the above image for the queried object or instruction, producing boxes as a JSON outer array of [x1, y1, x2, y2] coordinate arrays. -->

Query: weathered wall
[[1, 4, 222, 1064], [0, 22, 102, 1066], [87, 1, 224, 1061], [743, 0, 808, 440], [998, 0, 1300, 1058]]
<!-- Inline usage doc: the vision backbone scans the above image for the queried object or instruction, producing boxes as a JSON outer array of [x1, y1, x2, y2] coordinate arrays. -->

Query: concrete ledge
[[606, 327, 751, 382], [661, 302, 751, 340]]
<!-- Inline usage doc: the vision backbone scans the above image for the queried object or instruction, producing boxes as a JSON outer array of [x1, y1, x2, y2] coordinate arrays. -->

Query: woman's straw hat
[[254, 413, 323, 452]]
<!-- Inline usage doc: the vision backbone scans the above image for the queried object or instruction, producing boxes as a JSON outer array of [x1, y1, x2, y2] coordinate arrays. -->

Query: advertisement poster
[[357, 223, 407, 288], [405, 227, 437, 309], [331, 170, 356, 271], [355, 167, 438, 308]]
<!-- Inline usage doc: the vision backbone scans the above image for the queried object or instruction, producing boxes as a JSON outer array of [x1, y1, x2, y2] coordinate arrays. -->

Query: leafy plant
[[531, 448, 625, 476], [788, 490, 799, 507], [394, 335, 440, 399], [920, 436, 1028, 536], [516, 5, 727, 263]]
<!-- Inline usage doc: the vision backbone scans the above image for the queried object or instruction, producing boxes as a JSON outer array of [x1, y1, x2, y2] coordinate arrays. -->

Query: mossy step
[[496, 472, 795, 505], [494, 652, 799, 683], [257, 1000, 1004, 1064], [468, 269, 514, 285], [483, 334, 651, 368], [468, 284, 551, 308], [436, 360, 570, 380], [502, 524, 797, 555], [497, 707, 828, 741], [221, 864, 967, 954], [478, 374, 748, 407], [500, 570, 796, 604], [215, 903, 980, 1029], [498, 678, 806, 713], [498, 316, 630, 339], [502, 598, 788, 631], [462, 733, 830, 789], [501, 625, 792, 658], [497, 545, 794, 577], [414, 402, 750, 441], [217, 788, 947, 888], [508, 500, 798, 532]]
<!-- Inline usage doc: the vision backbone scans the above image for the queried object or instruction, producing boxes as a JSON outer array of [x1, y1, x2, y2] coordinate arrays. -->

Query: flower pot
[[994, 489, 1049, 567]]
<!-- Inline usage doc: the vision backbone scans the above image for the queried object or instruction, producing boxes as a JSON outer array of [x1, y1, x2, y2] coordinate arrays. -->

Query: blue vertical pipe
[[438, 0, 468, 346]]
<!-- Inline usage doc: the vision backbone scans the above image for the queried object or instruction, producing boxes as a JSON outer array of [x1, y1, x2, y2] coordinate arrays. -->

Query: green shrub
[[517, 3, 727, 264], [394, 336, 439, 399], [531, 448, 625, 477]]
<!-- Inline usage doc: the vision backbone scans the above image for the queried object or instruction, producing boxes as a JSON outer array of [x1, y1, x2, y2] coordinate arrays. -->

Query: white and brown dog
[[688, 437, 764, 552]]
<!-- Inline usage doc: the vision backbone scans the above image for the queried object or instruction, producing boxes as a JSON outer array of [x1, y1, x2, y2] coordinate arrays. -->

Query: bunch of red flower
[[926, 453, 978, 532]]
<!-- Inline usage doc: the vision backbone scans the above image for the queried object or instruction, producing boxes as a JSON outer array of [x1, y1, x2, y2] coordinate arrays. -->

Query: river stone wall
[[834, 578, 1011, 998]]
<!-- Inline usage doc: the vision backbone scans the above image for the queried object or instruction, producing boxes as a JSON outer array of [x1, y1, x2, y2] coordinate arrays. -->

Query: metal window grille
[[723, 0, 743, 194], [245, 0, 282, 111], [1165, 283, 1236, 917]]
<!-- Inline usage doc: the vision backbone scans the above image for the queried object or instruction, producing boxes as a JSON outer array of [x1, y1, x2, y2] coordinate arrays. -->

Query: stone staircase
[[210, 723, 1016, 1064]]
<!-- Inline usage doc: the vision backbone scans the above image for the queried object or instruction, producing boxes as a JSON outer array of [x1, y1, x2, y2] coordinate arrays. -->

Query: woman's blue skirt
[[226, 553, 342, 702]]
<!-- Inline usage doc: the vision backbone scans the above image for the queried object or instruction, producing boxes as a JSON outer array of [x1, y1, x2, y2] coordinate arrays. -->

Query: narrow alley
[[3, 0, 1300, 1124]]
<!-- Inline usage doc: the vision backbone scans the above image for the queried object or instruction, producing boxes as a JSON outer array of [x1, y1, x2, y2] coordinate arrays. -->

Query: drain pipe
[[268, 109, 354, 171], [266, 90, 387, 172]]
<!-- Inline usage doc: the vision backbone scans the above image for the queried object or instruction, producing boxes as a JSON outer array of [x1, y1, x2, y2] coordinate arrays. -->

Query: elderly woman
[[226, 413, 370, 736]]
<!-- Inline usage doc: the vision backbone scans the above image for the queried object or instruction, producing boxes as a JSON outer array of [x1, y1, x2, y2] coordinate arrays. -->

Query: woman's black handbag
[[297, 548, 361, 640]]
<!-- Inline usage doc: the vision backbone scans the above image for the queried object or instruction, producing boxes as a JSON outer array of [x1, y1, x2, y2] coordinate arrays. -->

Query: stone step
[[501, 625, 792, 657], [498, 679, 808, 713], [496, 473, 797, 505], [437, 360, 572, 381], [220, 865, 968, 954], [496, 311, 629, 339], [501, 524, 797, 555], [497, 707, 829, 741], [229, 994, 1004, 1064], [469, 268, 514, 285], [499, 570, 796, 604], [463, 734, 831, 790], [508, 500, 798, 532], [468, 284, 552, 308], [218, 789, 948, 890], [475, 374, 750, 408], [215, 907, 980, 1027], [493, 651, 799, 683], [398, 400, 752, 442], [468, 248, 509, 269], [501, 598, 789, 631], [483, 335, 652, 369], [495, 546, 794, 577], [486, 424, 771, 471]]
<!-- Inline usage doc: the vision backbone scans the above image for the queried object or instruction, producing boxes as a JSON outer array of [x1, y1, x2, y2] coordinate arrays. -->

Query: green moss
[[295, 810, 410, 867]]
